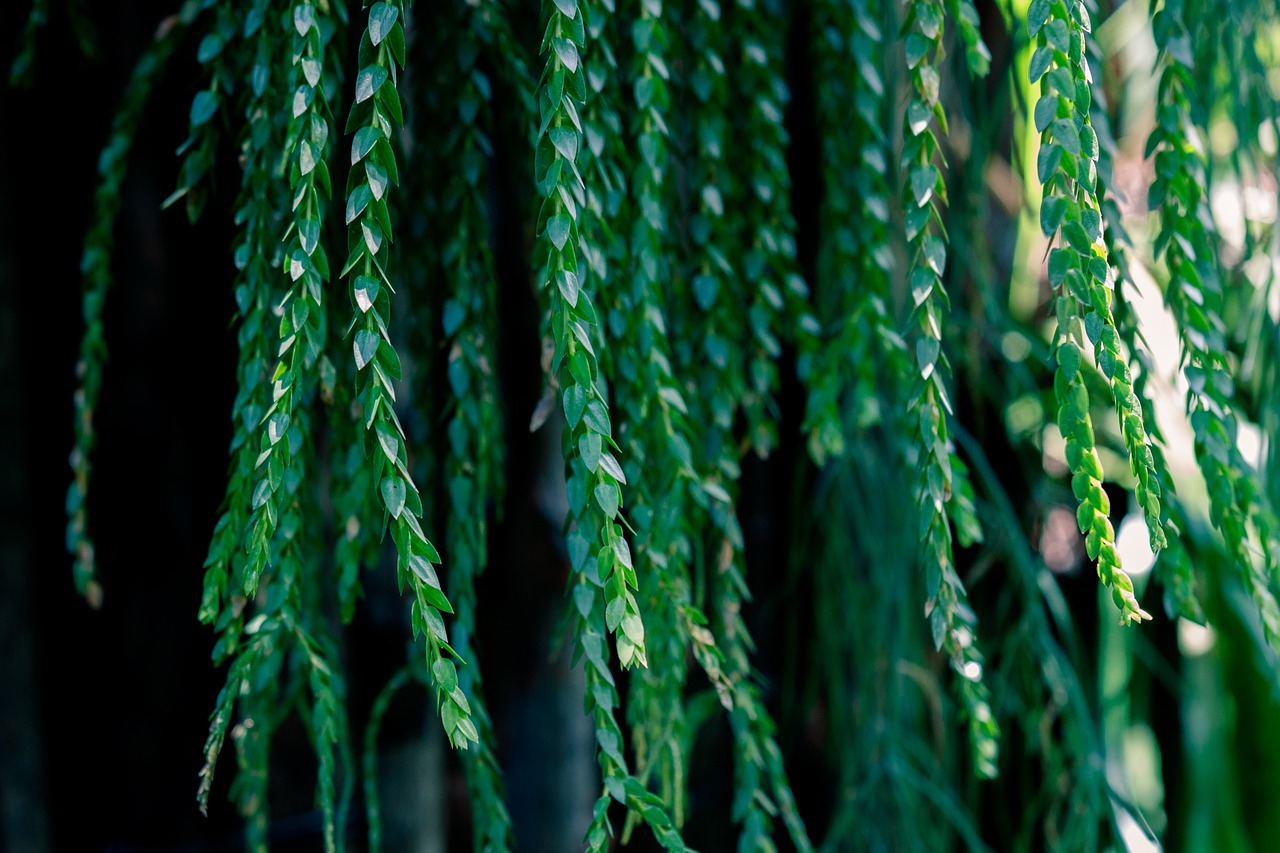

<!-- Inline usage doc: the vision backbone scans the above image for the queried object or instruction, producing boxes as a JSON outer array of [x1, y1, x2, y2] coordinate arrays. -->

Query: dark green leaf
[[190, 90, 218, 127], [563, 385, 587, 429], [1028, 0, 1051, 35], [196, 34, 224, 64], [346, 184, 372, 224], [355, 65, 389, 104], [381, 476, 406, 518], [1034, 95, 1058, 132], [367, 3, 399, 45], [354, 330, 379, 370], [1058, 341, 1081, 381], [1052, 119, 1080, 155], [352, 127, 381, 164], [1040, 196, 1066, 237]]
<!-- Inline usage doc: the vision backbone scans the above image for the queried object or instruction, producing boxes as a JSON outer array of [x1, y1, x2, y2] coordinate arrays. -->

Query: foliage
[[19, 0, 1280, 847]]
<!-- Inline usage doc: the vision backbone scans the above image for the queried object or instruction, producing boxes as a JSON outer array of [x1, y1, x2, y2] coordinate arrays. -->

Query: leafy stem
[[341, 0, 477, 750], [1030, 0, 1154, 624], [902, 0, 998, 778]]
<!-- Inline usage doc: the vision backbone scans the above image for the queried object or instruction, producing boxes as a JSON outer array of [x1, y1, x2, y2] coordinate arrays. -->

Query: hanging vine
[[32, 0, 1280, 848], [1145, 0, 1280, 645], [1030, 0, 1157, 623]]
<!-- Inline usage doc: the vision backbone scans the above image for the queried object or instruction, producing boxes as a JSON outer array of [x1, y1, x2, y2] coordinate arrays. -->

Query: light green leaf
[[381, 477, 406, 518], [556, 269, 579, 307], [598, 453, 626, 485], [595, 483, 619, 518], [579, 432, 602, 472], [546, 214, 572, 250]]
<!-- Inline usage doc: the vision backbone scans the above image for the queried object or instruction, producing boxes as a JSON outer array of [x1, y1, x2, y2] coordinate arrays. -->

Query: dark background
[[2, 1, 247, 848]]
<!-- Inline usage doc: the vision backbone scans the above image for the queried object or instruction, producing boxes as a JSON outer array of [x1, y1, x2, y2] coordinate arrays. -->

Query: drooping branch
[[901, 0, 998, 778], [1030, 0, 1153, 624], [68, 6, 195, 603], [432, 1, 516, 846], [1146, 0, 1280, 645], [341, 0, 478, 749]]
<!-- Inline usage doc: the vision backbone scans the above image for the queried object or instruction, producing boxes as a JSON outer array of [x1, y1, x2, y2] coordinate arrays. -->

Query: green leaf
[[693, 274, 718, 310], [293, 4, 315, 35], [301, 58, 321, 88], [346, 184, 373, 224], [906, 101, 932, 136], [267, 413, 290, 445], [298, 220, 320, 256], [583, 400, 610, 436], [355, 65, 389, 104], [1048, 249, 1072, 286], [1051, 119, 1081, 155], [556, 269, 579, 307], [1044, 18, 1069, 54], [916, 337, 940, 372], [1038, 142, 1063, 184], [910, 165, 938, 207], [1028, 0, 1051, 35], [1063, 220, 1092, 254], [1034, 95, 1058, 132], [432, 658, 458, 694], [598, 453, 626, 485], [190, 90, 218, 127], [563, 385, 587, 429], [375, 421, 400, 463], [904, 33, 931, 69], [366, 161, 389, 201], [553, 37, 580, 73], [381, 477, 406, 518], [579, 432, 602, 472], [355, 276, 380, 313], [1029, 46, 1053, 84], [546, 214, 572, 250], [917, 3, 943, 38], [378, 339, 403, 381], [605, 596, 625, 632], [573, 583, 595, 618], [620, 613, 645, 646], [1040, 195, 1066, 237], [352, 127, 380, 164], [354, 330, 379, 370], [1058, 340, 1082, 381], [612, 537, 632, 571], [922, 235, 946, 277], [442, 300, 465, 336], [549, 127, 578, 162], [196, 34, 224, 64], [595, 483, 619, 518], [367, 3, 399, 45], [1081, 206, 1102, 243]]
